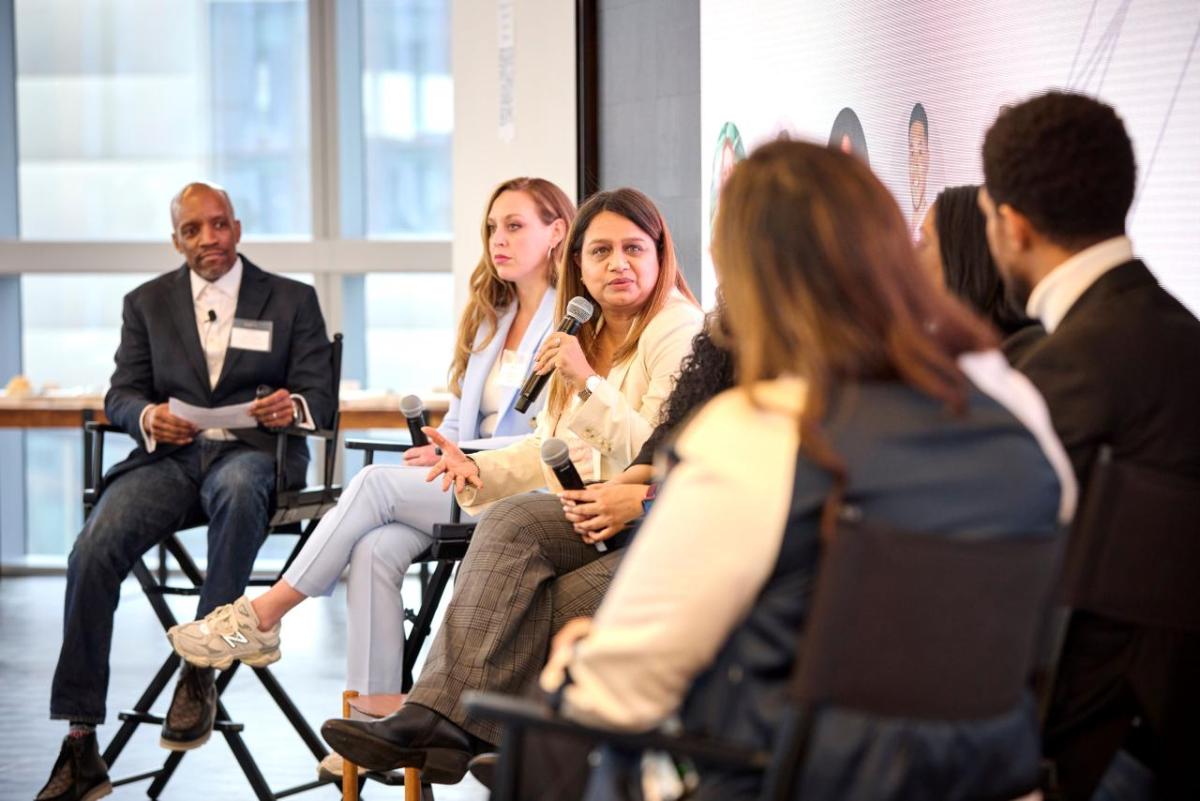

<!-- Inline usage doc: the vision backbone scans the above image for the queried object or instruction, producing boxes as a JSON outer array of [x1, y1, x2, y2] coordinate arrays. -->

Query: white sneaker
[[317, 752, 367, 782], [167, 595, 281, 670]]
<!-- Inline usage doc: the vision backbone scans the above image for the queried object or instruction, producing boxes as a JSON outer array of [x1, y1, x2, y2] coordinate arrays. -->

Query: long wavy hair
[[448, 178, 576, 397], [546, 188, 698, 417], [714, 140, 997, 535], [640, 306, 735, 458]]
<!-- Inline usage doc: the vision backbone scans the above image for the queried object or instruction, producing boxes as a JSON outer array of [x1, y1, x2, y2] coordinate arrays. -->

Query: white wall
[[451, 0, 577, 313]]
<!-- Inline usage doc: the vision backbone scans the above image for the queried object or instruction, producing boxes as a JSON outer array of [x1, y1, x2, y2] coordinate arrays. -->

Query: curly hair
[[639, 310, 735, 457], [982, 91, 1134, 247]]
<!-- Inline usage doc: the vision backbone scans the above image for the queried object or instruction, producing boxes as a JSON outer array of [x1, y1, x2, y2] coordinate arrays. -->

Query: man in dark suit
[[36, 183, 334, 801], [979, 92, 1200, 801]]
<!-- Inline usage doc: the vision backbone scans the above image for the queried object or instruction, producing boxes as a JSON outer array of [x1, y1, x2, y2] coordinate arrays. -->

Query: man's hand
[[560, 483, 649, 544], [249, 388, 295, 430], [147, 403, 199, 445], [403, 443, 441, 467], [422, 427, 483, 493]]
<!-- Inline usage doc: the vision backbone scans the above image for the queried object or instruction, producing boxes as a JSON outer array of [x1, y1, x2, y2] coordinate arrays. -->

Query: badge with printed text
[[229, 318, 273, 352]]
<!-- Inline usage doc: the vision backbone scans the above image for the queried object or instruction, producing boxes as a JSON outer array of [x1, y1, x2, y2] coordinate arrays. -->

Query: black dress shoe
[[320, 703, 473, 784], [467, 752, 498, 789], [160, 663, 217, 751], [35, 732, 112, 801]]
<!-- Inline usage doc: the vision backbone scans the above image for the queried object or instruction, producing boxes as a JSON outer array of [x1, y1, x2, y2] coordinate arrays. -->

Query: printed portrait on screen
[[828, 107, 869, 165], [908, 103, 930, 221], [709, 121, 746, 227]]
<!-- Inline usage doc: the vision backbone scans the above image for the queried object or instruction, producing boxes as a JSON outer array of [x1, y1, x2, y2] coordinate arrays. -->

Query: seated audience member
[[169, 177, 574, 780], [37, 183, 334, 801], [537, 139, 1076, 800], [979, 91, 1200, 801], [317, 188, 705, 782], [915, 184, 1043, 362]]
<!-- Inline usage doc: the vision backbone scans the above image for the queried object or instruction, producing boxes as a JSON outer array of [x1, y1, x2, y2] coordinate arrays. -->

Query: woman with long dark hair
[[915, 184, 1042, 362]]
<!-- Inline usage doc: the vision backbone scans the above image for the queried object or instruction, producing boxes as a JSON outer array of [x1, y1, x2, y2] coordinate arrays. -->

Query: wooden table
[[0, 394, 449, 430]]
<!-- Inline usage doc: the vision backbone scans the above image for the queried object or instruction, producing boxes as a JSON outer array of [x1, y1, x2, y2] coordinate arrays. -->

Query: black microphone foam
[[515, 296, 595, 413], [207, 309, 216, 323], [400, 394, 429, 447]]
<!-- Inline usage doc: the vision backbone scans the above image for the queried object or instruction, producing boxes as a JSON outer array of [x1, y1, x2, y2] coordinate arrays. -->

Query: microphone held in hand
[[514, 296, 595, 413], [401, 394, 429, 448], [542, 437, 607, 552]]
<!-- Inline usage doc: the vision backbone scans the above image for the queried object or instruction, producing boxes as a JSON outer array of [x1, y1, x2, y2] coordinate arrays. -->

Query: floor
[[0, 574, 488, 801]]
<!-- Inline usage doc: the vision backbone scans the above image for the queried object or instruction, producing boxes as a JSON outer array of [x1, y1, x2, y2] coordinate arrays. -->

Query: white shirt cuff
[[139, 403, 158, 453], [290, 394, 316, 430]]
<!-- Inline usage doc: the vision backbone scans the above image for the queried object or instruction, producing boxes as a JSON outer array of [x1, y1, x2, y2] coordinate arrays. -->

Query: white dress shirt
[[139, 258, 313, 451], [1026, 236, 1134, 333]]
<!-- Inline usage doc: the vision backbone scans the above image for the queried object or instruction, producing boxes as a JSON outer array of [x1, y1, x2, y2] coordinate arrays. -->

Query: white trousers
[[282, 463, 468, 694]]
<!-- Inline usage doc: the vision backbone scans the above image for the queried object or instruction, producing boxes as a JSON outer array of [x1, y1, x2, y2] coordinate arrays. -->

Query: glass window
[[363, 272, 454, 393], [361, 0, 452, 237], [14, 0, 311, 240]]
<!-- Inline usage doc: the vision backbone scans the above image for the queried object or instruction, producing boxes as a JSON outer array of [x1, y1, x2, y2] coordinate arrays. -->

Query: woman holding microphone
[[318, 187, 704, 783], [168, 178, 574, 750]]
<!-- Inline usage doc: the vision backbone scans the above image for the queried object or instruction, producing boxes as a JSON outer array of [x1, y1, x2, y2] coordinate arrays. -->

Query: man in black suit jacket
[[980, 92, 1200, 801], [37, 183, 333, 801]]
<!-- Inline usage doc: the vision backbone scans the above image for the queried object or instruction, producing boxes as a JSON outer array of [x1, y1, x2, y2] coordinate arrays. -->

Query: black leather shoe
[[320, 703, 472, 784], [35, 733, 112, 801], [467, 752, 498, 789], [160, 663, 217, 751]]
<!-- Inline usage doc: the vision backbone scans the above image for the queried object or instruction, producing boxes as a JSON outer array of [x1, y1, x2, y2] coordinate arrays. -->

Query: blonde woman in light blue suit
[[169, 179, 577, 716]]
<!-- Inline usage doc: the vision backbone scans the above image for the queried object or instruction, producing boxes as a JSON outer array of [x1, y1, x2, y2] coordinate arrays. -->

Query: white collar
[[1025, 236, 1132, 333], [189, 256, 243, 303]]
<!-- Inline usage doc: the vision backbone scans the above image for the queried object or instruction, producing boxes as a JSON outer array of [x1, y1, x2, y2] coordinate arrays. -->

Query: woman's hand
[[422, 427, 483, 493], [540, 617, 594, 692], [533, 331, 595, 391], [560, 483, 649, 543], [402, 443, 440, 467]]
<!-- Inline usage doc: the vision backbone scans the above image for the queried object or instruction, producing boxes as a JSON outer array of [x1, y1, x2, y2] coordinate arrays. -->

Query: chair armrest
[[463, 692, 769, 770], [345, 438, 412, 453], [85, 421, 123, 435]]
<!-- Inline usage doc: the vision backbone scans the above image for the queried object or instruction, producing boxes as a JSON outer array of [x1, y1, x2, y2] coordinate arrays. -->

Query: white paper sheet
[[168, 397, 256, 430]]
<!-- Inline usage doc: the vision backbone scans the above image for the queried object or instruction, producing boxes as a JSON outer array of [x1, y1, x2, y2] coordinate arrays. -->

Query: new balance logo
[[222, 631, 249, 649]]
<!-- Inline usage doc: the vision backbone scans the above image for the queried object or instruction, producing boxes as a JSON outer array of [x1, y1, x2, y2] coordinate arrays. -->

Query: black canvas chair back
[[795, 517, 1062, 720], [1061, 446, 1200, 632], [82, 333, 344, 801]]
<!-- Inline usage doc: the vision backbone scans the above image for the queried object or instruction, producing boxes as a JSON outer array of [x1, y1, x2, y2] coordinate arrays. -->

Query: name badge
[[497, 351, 531, 387], [229, 319, 273, 352]]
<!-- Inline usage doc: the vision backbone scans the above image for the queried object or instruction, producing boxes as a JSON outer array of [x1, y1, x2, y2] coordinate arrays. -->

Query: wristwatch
[[577, 374, 602, 402]]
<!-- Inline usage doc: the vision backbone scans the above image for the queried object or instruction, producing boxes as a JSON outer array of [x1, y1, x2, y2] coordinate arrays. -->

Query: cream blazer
[[456, 291, 704, 515]]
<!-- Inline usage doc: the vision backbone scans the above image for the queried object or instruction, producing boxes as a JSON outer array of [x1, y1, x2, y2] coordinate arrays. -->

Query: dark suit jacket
[[104, 256, 334, 488], [1017, 260, 1200, 487]]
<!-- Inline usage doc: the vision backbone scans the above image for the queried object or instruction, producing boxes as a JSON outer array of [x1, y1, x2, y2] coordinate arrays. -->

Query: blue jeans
[[49, 438, 276, 723]]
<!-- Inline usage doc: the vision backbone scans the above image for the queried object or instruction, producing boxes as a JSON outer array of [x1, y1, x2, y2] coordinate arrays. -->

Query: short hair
[[982, 91, 1135, 246], [909, 102, 928, 133], [170, 182, 236, 228]]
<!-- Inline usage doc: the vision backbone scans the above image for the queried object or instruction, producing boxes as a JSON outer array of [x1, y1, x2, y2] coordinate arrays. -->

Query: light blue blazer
[[439, 288, 558, 451]]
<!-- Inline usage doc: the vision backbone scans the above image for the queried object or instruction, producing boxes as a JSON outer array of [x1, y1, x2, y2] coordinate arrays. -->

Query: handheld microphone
[[541, 437, 606, 552], [401, 394, 429, 448], [514, 296, 595, 413]]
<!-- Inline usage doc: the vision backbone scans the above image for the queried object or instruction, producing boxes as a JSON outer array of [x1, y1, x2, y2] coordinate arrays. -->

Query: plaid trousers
[[406, 491, 624, 745]]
